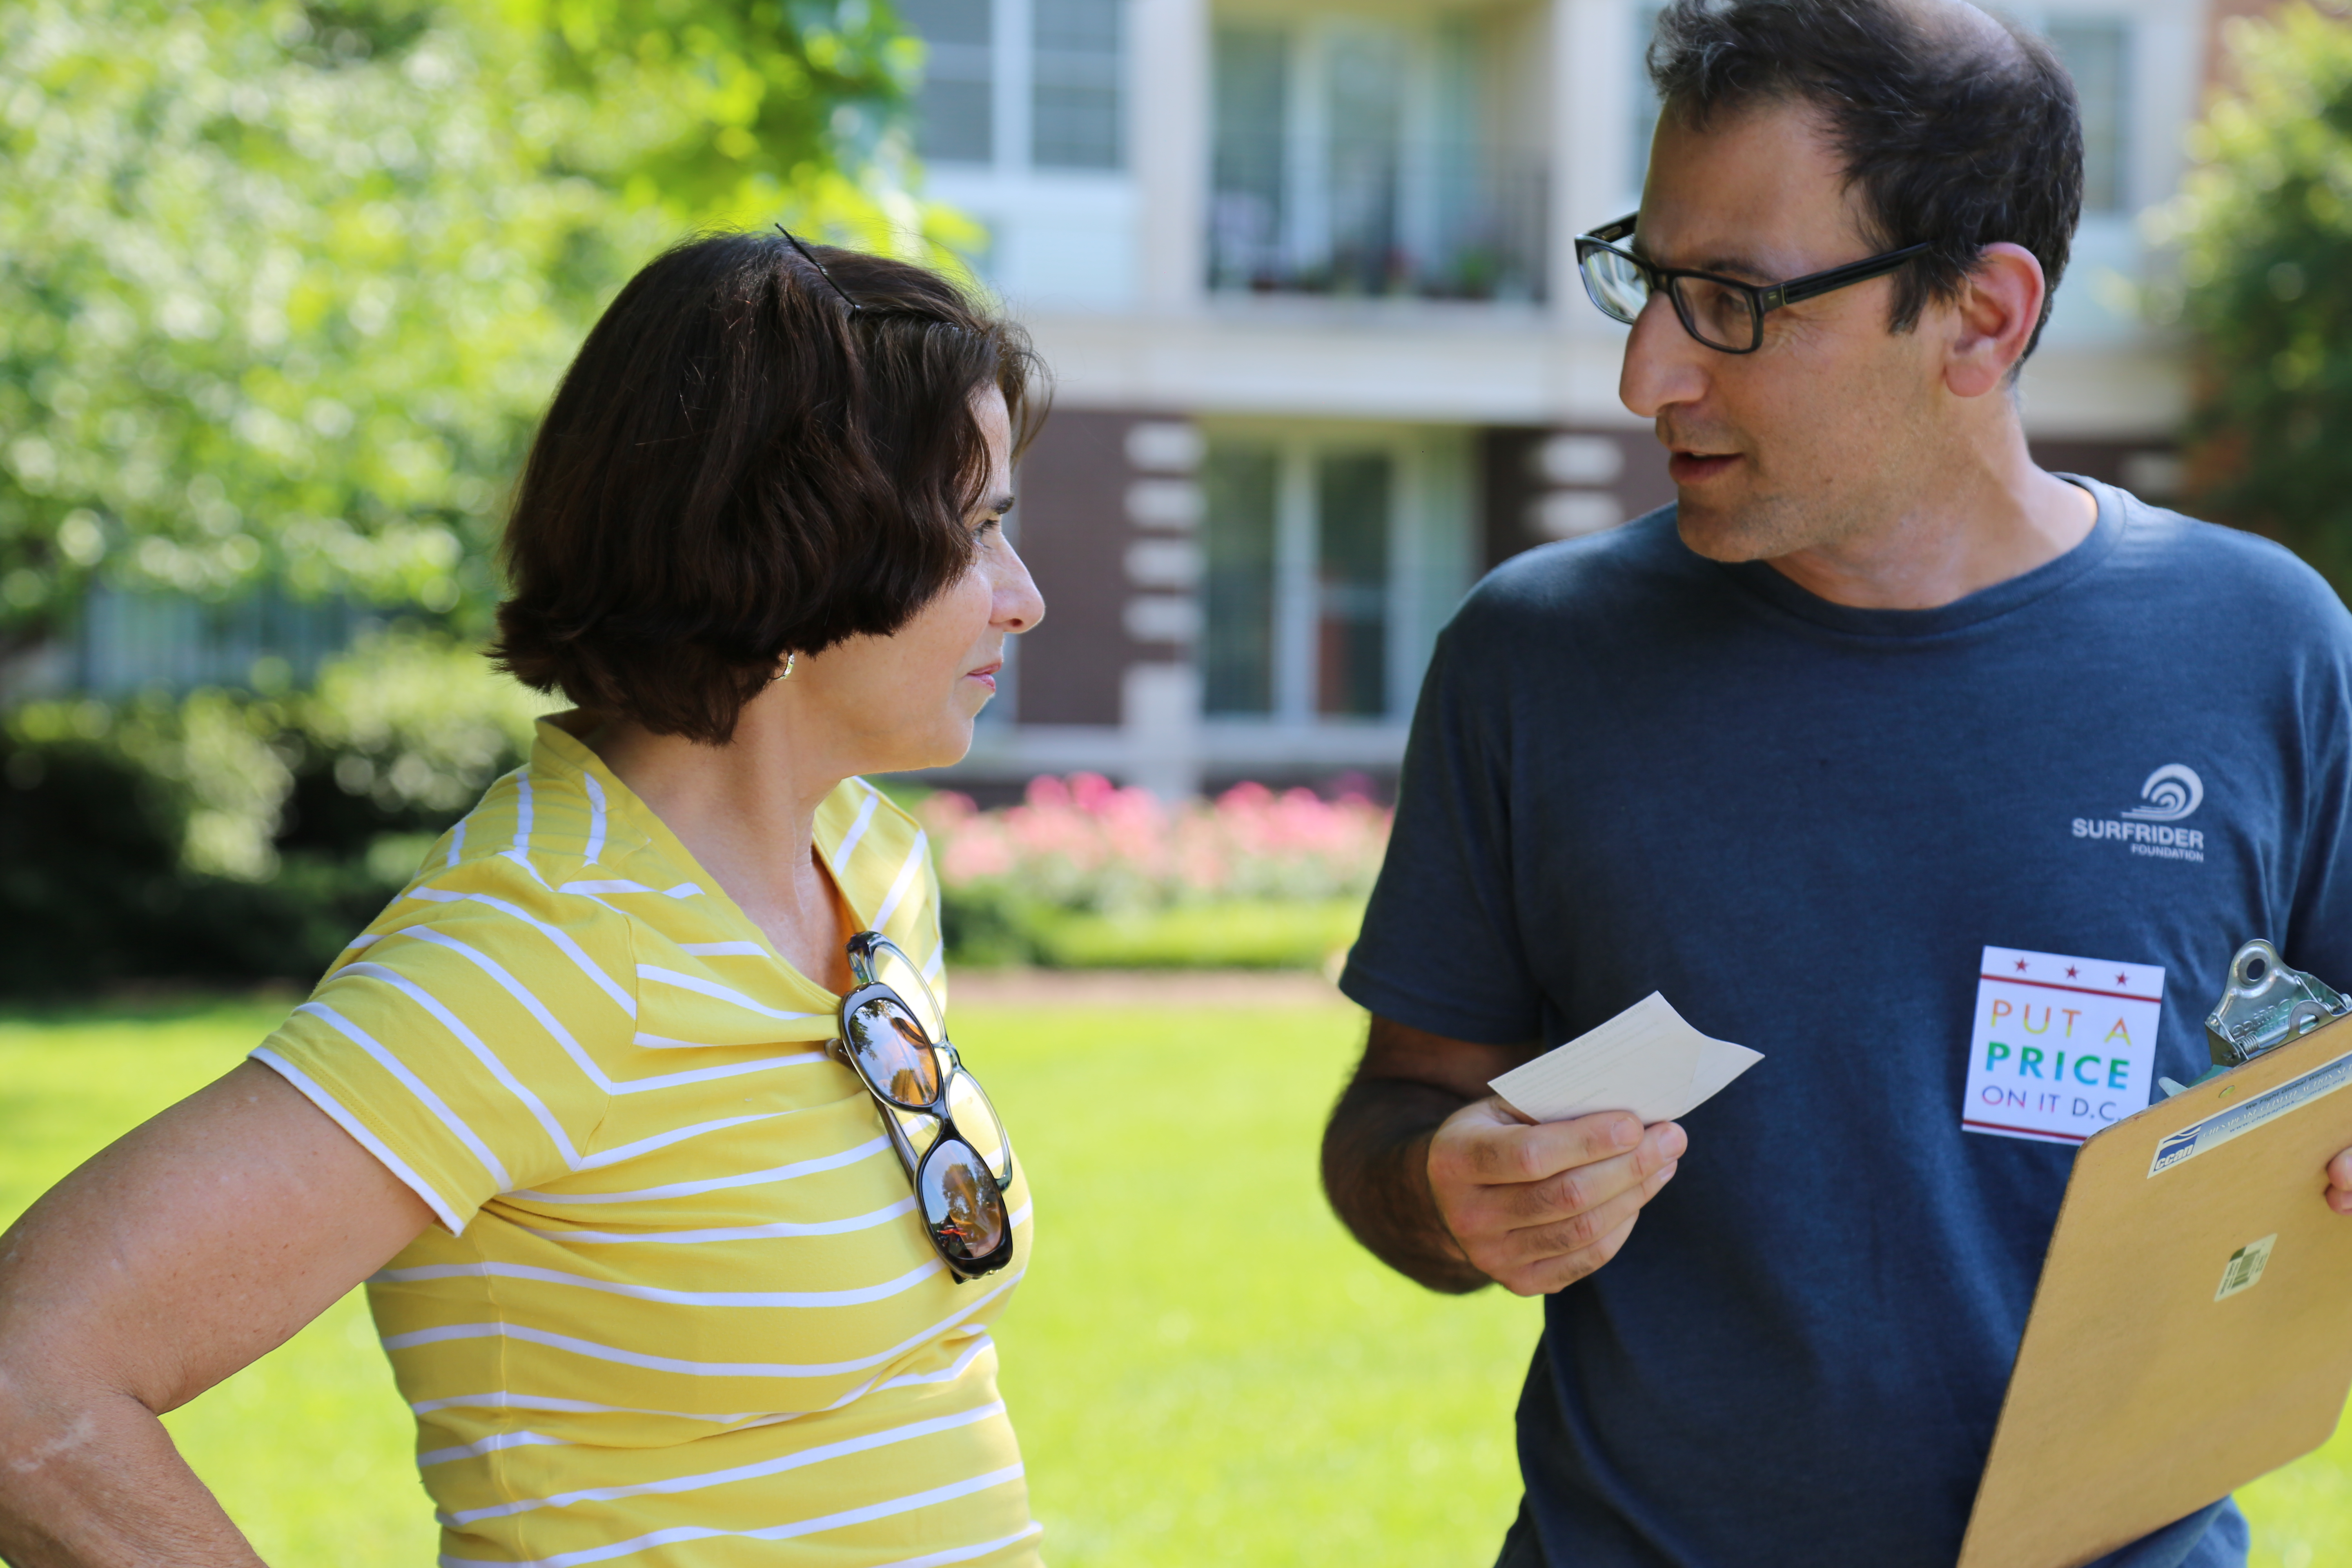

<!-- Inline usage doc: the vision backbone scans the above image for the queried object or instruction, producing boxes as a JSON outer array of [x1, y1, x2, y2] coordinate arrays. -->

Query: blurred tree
[[0, 0, 950, 656], [2157, 3, 2352, 589]]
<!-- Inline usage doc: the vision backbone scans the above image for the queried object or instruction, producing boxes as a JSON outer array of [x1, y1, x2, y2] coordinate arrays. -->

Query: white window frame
[[1198, 422, 1472, 727]]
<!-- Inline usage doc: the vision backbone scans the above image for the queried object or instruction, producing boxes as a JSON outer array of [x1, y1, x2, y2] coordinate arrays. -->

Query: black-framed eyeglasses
[[1574, 212, 1930, 354], [831, 931, 1015, 1281]]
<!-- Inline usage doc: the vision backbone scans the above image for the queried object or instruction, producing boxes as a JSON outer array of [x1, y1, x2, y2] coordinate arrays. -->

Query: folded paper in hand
[[1488, 993, 1763, 1125]]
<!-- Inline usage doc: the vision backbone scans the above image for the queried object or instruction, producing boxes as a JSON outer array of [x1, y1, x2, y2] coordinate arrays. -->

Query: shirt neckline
[[530, 713, 867, 1008], [1711, 475, 2123, 640]]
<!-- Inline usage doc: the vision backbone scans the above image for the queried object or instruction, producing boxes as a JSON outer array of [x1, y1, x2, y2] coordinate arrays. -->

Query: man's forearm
[[1321, 1075, 1492, 1294], [0, 1377, 262, 1568]]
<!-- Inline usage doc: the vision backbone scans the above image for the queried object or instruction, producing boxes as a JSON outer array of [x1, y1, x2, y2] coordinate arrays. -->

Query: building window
[[1200, 430, 1466, 722], [902, 0, 994, 164], [76, 584, 359, 696], [900, 0, 1124, 173], [1630, 2, 1663, 198], [1207, 16, 1546, 301], [1315, 452, 1391, 717], [2047, 19, 2130, 212], [1032, 0, 1124, 169], [1210, 27, 1290, 285], [1202, 444, 1279, 715]]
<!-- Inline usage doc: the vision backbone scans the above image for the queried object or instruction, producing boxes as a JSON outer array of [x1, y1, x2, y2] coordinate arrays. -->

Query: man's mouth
[[1668, 450, 1742, 485], [966, 661, 1002, 693]]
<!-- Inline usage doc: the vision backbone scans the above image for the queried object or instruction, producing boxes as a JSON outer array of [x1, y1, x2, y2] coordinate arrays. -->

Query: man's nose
[[1619, 292, 1711, 421]]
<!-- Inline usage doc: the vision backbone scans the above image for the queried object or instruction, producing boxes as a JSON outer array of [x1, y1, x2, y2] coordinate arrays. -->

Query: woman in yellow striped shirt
[[0, 233, 1049, 1567]]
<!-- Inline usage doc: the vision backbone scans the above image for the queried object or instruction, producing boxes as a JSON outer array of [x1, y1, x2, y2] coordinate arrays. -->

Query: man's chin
[[1674, 497, 1777, 564]]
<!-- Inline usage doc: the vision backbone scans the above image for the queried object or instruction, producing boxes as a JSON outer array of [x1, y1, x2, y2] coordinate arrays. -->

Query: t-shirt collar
[[1711, 474, 2124, 639]]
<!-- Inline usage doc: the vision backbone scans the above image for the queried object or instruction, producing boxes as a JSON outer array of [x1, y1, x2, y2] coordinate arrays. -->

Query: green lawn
[[1, 997, 2345, 1566]]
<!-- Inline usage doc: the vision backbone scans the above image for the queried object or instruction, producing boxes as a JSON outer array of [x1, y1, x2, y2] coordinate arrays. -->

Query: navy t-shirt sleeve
[[2279, 564, 2352, 989], [1340, 604, 1546, 1045]]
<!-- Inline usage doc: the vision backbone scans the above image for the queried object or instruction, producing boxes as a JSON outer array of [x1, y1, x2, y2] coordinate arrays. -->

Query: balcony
[[1208, 136, 1548, 303], [1205, 12, 1550, 305]]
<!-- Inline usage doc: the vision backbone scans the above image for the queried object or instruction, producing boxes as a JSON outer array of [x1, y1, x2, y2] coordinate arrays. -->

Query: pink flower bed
[[917, 773, 1392, 912]]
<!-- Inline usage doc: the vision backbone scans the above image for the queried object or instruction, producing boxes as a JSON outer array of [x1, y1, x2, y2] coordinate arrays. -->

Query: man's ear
[[1942, 243, 2047, 400]]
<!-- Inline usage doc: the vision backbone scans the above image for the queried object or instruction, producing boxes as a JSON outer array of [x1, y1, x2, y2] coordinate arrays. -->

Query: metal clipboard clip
[[2161, 939, 2352, 1097]]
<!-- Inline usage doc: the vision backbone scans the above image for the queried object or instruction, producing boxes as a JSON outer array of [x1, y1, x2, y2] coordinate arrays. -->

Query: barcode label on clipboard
[[2214, 1235, 2276, 1301], [2148, 1047, 2352, 1176]]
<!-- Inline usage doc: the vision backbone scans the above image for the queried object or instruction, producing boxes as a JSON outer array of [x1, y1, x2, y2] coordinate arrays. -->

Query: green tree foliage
[[2156, 4, 2352, 588], [0, 0, 949, 653]]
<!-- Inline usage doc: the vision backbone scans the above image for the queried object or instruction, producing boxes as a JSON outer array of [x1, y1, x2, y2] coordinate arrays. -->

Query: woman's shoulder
[[339, 751, 650, 978]]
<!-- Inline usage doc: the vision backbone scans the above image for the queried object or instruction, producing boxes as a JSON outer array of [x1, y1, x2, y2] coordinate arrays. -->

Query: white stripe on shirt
[[253, 1049, 465, 1233], [511, 1135, 889, 1206], [436, 1465, 1029, 1568], [870, 832, 929, 932], [526, 1195, 918, 1245], [374, 1255, 945, 1310], [297, 1000, 516, 1190], [439, 1400, 1006, 1527], [580, 770, 607, 865], [385, 1261, 1027, 1379]]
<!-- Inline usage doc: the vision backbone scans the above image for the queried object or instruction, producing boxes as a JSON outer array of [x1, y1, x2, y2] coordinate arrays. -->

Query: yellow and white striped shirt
[[254, 715, 1038, 1568]]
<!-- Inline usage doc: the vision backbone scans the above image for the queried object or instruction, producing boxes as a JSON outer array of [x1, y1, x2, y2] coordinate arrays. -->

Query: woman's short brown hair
[[491, 232, 1043, 743]]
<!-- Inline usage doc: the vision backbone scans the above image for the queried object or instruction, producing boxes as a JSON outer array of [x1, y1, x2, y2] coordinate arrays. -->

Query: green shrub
[[0, 629, 547, 993], [2150, 3, 2352, 586], [1027, 899, 1367, 971]]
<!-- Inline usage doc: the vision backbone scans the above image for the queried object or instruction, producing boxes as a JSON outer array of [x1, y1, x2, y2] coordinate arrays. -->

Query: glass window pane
[[1202, 443, 1280, 716], [902, 0, 993, 163], [2047, 21, 2128, 213], [1324, 29, 1404, 293], [1315, 452, 1391, 718], [1033, 0, 1123, 169], [1211, 27, 1287, 290], [1630, 3, 1665, 196]]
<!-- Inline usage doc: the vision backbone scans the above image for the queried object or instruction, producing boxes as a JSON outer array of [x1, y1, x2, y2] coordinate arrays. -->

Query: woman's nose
[[993, 542, 1045, 633]]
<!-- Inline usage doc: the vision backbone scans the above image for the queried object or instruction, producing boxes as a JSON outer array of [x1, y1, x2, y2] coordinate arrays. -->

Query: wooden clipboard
[[1958, 1009, 2352, 1568]]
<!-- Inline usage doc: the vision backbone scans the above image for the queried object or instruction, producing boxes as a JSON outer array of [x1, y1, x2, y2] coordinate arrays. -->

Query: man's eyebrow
[[1692, 255, 1775, 282], [1628, 239, 1774, 283]]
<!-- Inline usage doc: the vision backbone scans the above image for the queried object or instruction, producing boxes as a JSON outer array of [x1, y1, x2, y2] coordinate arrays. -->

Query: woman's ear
[[1942, 242, 2047, 400]]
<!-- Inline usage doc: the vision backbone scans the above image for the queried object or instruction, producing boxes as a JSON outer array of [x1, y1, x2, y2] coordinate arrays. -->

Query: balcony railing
[[1208, 137, 1548, 303]]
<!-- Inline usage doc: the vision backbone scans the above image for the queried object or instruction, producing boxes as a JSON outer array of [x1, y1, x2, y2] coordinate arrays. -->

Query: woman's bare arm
[[0, 1060, 434, 1566]]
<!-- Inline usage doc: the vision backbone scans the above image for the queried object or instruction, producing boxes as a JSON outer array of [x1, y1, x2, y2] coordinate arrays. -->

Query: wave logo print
[[2122, 764, 2204, 822]]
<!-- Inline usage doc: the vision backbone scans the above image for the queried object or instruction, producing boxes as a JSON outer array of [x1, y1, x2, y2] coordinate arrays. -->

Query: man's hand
[[2326, 1147, 2352, 1215], [1427, 1097, 1684, 1296], [1323, 1015, 1686, 1295]]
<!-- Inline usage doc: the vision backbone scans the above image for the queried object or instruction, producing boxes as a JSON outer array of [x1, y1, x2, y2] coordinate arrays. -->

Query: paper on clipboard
[[1488, 992, 1763, 1125]]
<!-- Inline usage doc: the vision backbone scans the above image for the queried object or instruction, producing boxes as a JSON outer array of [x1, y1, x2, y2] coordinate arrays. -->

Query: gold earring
[[771, 651, 797, 684]]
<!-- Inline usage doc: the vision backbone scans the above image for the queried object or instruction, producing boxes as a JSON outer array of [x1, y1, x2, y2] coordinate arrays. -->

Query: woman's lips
[[1669, 451, 1741, 485], [966, 662, 1001, 693]]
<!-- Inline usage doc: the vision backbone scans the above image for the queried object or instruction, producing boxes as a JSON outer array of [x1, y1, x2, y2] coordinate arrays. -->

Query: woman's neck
[[584, 704, 859, 994]]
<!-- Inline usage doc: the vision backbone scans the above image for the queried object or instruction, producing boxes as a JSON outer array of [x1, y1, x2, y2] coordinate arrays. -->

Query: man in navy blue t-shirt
[[1320, 2, 2352, 1565]]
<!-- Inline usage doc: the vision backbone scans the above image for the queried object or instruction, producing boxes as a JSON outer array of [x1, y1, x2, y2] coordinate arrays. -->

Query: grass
[[2, 995, 2345, 1566], [1031, 898, 1366, 970]]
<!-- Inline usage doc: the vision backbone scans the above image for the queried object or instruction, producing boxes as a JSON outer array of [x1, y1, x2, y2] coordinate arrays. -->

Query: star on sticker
[[2015, 959, 2029, 972], [2067, 966, 2079, 978], [2116, 972, 2130, 985]]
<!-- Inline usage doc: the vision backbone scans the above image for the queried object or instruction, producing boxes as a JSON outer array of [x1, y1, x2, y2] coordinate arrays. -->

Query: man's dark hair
[[491, 233, 1042, 744], [1648, 0, 2082, 358]]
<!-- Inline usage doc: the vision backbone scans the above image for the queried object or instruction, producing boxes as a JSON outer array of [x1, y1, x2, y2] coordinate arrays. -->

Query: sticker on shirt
[[1962, 946, 2165, 1146]]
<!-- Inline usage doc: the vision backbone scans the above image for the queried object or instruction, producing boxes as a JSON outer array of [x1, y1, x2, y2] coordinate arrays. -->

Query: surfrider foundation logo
[[2121, 764, 2203, 822], [2074, 764, 2206, 862]]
